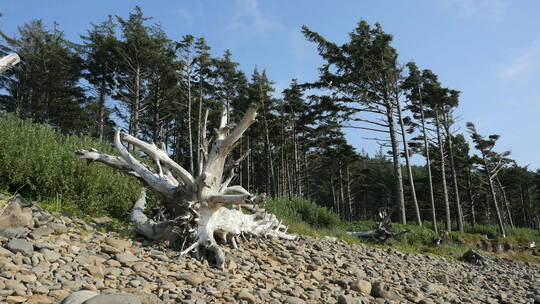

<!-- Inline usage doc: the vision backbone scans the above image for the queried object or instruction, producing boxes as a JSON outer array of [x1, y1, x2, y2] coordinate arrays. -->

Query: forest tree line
[[0, 7, 538, 236]]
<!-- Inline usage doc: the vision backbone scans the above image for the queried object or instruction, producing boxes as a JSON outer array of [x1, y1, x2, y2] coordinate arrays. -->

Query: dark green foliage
[[0, 20, 89, 134], [0, 113, 140, 217], [80, 15, 119, 140]]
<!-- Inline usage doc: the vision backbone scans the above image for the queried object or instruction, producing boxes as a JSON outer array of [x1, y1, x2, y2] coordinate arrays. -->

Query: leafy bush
[[463, 224, 500, 239], [264, 196, 341, 228], [0, 113, 140, 217]]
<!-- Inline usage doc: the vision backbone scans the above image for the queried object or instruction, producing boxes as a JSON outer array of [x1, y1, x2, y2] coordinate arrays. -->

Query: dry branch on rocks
[[75, 103, 294, 268], [347, 208, 410, 242]]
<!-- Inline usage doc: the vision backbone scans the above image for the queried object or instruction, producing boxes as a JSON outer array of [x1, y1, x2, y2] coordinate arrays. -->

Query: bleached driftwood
[[0, 53, 20, 73], [347, 208, 410, 242], [76, 103, 294, 268]]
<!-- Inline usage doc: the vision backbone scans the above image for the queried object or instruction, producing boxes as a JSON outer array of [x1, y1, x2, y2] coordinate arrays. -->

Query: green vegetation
[[265, 196, 540, 262], [0, 114, 538, 263], [0, 113, 140, 217], [264, 197, 341, 229]]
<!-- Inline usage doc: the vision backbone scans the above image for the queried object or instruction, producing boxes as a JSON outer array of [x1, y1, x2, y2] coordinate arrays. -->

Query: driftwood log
[[347, 208, 410, 242], [76, 104, 294, 268], [0, 53, 20, 74]]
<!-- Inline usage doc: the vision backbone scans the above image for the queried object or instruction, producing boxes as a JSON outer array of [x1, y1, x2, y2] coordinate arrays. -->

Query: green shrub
[[264, 196, 341, 228], [0, 113, 140, 217], [463, 224, 500, 239]]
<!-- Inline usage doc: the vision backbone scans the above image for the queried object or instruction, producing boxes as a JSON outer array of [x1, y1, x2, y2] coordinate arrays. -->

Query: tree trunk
[[419, 98, 438, 234], [339, 162, 346, 220], [331, 175, 338, 215], [467, 166, 476, 227], [434, 107, 451, 232], [187, 69, 194, 175], [259, 85, 276, 196], [519, 184, 529, 227], [483, 154, 506, 237], [386, 105, 406, 224], [98, 77, 106, 141], [396, 98, 421, 226], [303, 150, 310, 200], [444, 120, 464, 232], [196, 76, 203, 176], [496, 176, 514, 228], [292, 124, 301, 196], [526, 187, 533, 229], [130, 66, 141, 141], [347, 166, 353, 221]]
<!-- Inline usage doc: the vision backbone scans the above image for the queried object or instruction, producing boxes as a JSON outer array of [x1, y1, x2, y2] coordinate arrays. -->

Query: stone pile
[[0, 195, 539, 303]]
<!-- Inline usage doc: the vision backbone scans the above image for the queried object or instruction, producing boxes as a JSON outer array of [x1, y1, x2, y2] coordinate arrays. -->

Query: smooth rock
[[30, 227, 54, 239], [49, 290, 71, 301], [4, 280, 26, 293], [61, 290, 99, 304], [41, 248, 61, 262], [106, 238, 130, 251], [0, 227, 29, 238], [238, 289, 257, 303], [7, 238, 33, 255], [6, 295, 27, 303], [47, 223, 68, 233], [115, 252, 139, 264], [27, 294, 55, 304], [0, 202, 33, 229], [284, 296, 306, 304], [371, 281, 402, 301], [82, 293, 142, 304], [0, 246, 14, 256], [178, 273, 204, 286], [337, 294, 362, 304], [351, 279, 372, 295], [92, 216, 112, 225]]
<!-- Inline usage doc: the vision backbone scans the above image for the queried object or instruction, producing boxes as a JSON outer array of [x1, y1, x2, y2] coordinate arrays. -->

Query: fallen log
[[347, 208, 410, 242]]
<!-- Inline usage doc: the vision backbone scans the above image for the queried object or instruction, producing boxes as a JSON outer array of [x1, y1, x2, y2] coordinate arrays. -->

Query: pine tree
[[467, 122, 511, 237], [114, 6, 155, 139], [80, 16, 118, 140], [0, 20, 88, 134], [302, 20, 408, 223]]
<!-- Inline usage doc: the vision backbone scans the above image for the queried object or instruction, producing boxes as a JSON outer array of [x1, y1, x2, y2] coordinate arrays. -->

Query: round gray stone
[[7, 238, 33, 255], [82, 293, 142, 304], [61, 291, 99, 304]]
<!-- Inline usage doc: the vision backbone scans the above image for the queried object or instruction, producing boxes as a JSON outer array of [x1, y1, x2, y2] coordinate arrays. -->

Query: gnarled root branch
[[75, 103, 294, 268], [347, 208, 410, 242], [181, 205, 295, 268]]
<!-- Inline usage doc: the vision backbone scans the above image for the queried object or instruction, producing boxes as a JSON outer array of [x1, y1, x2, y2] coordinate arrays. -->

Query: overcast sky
[[1, 0, 539, 169]]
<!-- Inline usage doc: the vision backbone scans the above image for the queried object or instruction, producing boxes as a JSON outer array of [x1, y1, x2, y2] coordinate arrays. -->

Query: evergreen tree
[[80, 15, 118, 140], [467, 122, 511, 237], [302, 20, 408, 224], [114, 6, 155, 139], [0, 20, 88, 134]]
